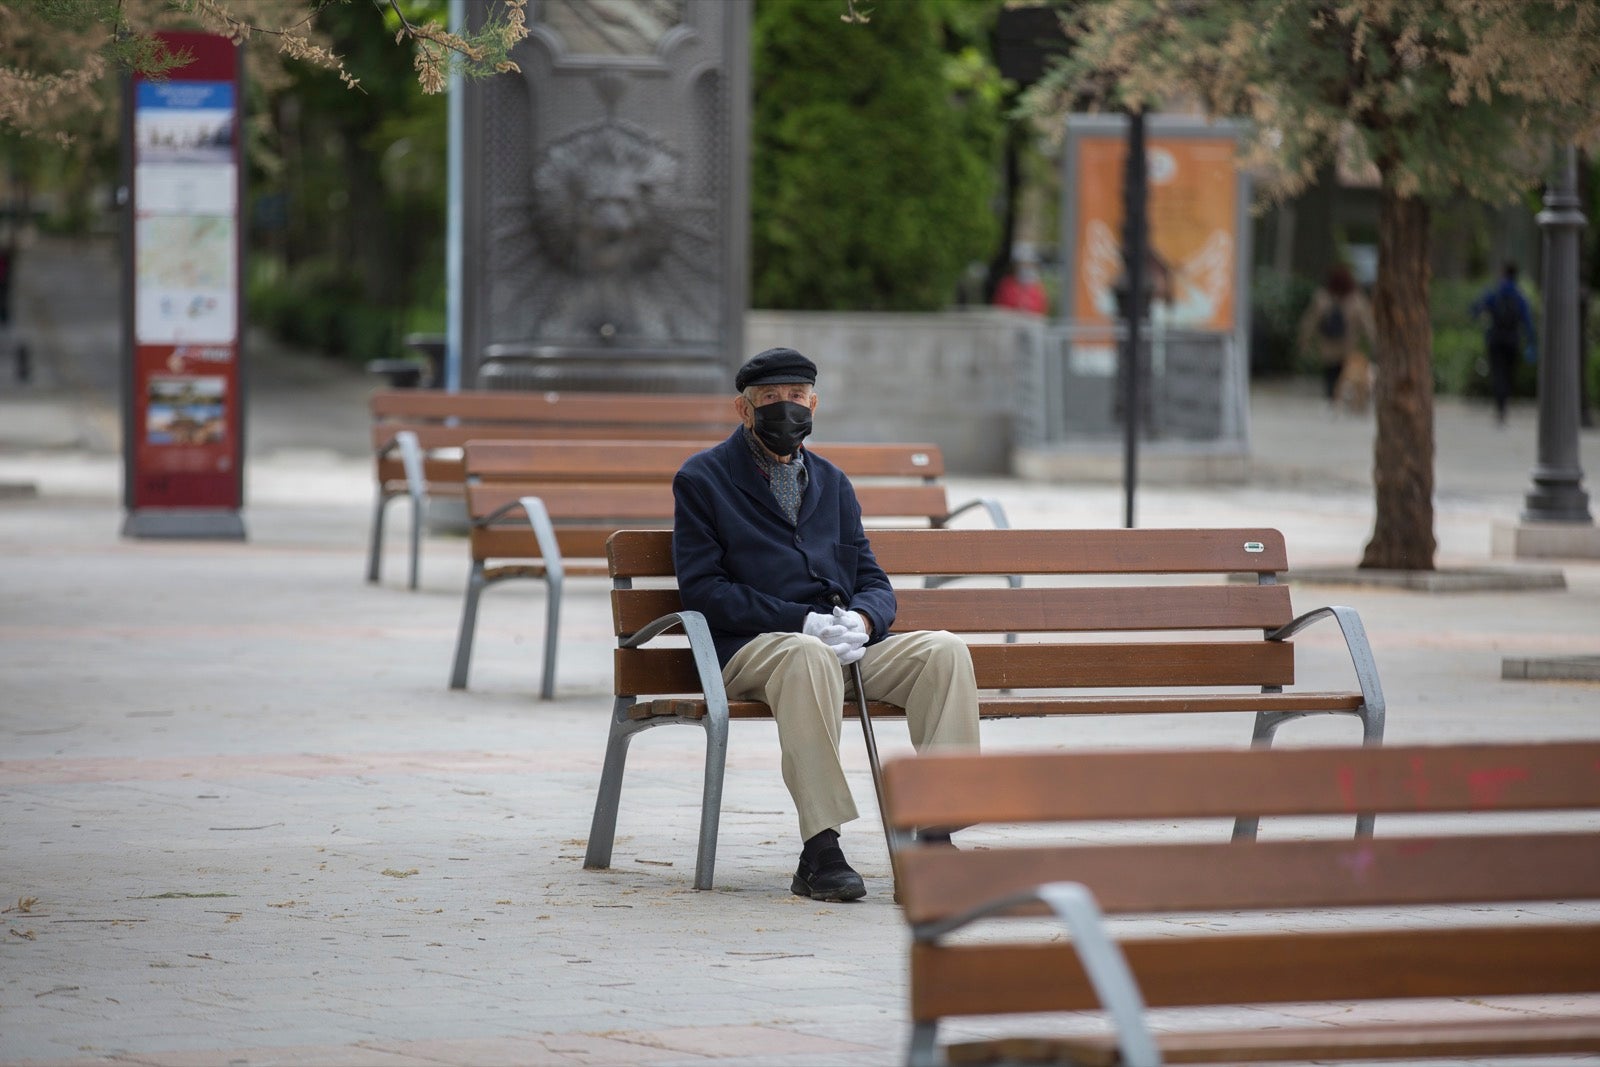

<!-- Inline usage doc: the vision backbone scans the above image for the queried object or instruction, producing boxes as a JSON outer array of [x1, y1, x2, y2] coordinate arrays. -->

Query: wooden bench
[[583, 527, 1385, 890], [367, 389, 736, 589], [884, 741, 1600, 1066], [450, 438, 1008, 700]]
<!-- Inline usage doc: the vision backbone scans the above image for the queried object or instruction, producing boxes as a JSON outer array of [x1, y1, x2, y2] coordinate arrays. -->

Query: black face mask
[[751, 400, 813, 457]]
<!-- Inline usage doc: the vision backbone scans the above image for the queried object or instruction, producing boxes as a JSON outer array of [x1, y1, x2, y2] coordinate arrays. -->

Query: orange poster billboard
[[1070, 132, 1239, 332]]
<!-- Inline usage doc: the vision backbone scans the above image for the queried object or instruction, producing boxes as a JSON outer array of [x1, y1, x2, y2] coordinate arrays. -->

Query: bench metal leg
[[1233, 705, 1384, 840], [539, 571, 561, 701], [449, 563, 487, 690], [906, 1021, 939, 1067], [367, 490, 390, 583], [584, 706, 729, 891], [397, 430, 427, 592], [517, 496, 567, 701], [692, 704, 729, 891], [584, 698, 639, 873], [406, 489, 422, 591]]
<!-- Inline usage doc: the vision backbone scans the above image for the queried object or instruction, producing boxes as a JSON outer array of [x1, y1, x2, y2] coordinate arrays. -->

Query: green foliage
[[1249, 269, 1317, 376], [1030, 0, 1600, 206], [750, 0, 1005, 311], [247, 0, 449, 363], [249, 254, 400, 362]]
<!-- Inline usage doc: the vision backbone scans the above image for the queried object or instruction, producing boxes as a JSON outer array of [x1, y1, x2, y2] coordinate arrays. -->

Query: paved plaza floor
[[2, 237, 1599, 1065]]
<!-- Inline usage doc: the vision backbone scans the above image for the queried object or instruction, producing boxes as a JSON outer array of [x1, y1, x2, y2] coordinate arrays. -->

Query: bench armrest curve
[[620, 609, 729, 714], [941, 495, 1011, 530], [913, 881, 1159, 1067], [1268, 605, 1385, 719]]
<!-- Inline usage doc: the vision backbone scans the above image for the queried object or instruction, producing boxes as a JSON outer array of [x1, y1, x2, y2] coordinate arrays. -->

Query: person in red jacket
[[993, 245, 1048, 316], [672, 348, 981, 902]]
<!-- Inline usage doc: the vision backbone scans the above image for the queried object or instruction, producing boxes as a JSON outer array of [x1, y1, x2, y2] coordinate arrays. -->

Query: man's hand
[[829, 606, 869, 664], [803, 612, 847, 642], [804, 610, 867, 664], [832, 606, 870, 636]]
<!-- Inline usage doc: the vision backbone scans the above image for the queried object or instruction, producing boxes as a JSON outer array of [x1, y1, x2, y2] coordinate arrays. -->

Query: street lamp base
[[1492, 519, 1600, 560]]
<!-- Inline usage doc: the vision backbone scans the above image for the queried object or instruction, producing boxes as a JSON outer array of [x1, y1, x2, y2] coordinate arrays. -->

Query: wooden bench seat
[[450, 439, 1007, 700], [583, 527, 1385, 890], [367, 389, 736, 589], [883, 741, 1600, 1066]]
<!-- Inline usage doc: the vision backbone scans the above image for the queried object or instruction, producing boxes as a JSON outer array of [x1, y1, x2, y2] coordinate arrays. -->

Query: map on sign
[[135, 215, 236, 344], [133, 79, 238, 346]]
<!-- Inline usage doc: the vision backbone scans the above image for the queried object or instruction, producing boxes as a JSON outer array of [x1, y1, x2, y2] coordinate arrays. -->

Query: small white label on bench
[[1243, 541, 1265, 553], [911, 453, 930, 467]]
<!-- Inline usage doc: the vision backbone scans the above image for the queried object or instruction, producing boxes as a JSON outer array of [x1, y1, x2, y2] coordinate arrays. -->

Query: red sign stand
[[121, 31, 246, 539]]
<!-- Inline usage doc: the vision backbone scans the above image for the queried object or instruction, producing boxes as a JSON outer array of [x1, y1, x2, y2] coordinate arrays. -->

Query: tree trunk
[[1361, 184, 1437, 570]]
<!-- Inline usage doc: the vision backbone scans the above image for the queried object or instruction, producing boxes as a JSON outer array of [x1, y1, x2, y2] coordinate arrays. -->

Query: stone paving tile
[[605, 1023, 878, 1058]]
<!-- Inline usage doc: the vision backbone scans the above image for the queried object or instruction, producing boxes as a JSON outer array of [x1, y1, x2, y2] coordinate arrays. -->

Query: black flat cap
[[735, 347, 817, 392]]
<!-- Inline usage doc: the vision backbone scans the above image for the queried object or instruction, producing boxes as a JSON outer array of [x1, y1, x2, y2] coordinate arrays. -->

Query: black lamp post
[[1118, 107, 1148, 530], [1522, 145, 1593, 524]]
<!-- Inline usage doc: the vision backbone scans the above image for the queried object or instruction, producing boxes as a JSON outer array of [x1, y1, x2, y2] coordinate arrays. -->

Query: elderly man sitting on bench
[[670, 347, 981, 903]]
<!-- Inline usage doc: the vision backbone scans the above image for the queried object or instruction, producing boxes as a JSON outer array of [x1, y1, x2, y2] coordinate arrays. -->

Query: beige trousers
[[721, 630, 980, 842]]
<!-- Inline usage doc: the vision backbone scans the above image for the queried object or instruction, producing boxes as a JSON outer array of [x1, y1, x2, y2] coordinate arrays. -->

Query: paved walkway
[[2, 237, 1599, 1066]]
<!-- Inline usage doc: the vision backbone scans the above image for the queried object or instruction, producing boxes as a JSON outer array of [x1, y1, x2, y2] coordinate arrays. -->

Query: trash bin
[[365, 358, 427, 389], [402, 334, 446, 387]]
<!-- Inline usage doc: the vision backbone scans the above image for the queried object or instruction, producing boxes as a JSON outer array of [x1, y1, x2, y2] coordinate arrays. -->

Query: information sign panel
[[122, 32, 245, 539]]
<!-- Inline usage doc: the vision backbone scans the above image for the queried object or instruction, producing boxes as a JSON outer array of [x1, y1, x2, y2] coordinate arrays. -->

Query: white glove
[[803, 612, 847, 642], [832, 607, 868, 636], [803, 610, 868, 664]]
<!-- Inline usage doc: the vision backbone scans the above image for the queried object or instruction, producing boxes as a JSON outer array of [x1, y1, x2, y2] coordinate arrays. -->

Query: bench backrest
[[462, 440, 960, 563], [371, 389, 740, 490], [607, 527, 1298, 694], [884, 741, 1600, 1021]]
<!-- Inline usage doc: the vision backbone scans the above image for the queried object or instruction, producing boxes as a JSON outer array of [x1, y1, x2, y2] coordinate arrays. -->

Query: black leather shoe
[[791, 842, 866, 902]]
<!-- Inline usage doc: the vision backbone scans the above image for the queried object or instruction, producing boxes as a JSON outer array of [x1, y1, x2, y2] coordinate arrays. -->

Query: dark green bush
[[248, 256, 399, 363], [1250, 269, 1317, 376], [750, 0, 1005, 311]]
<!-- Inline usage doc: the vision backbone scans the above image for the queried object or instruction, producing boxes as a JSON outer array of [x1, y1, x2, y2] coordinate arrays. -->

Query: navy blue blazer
[[673, 429, 897, 667]]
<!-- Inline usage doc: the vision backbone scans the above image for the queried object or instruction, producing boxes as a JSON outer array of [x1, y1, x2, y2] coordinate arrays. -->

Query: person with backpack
[[1298, 263, 1376, 411], [1470, 261, 1538, 425]]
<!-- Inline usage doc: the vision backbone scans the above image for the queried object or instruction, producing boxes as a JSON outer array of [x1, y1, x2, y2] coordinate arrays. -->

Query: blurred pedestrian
[[1298, 263, 1376, 413], [993, 244, 1048, 316], [1470, 261, 1538, 425]]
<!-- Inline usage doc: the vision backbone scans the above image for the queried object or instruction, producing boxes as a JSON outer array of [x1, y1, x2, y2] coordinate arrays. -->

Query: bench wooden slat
[[911, 925, 1600, 1020], [466, 483, 679, 521], [474, 526, 662, 561], [897, 833, 1600, 924], [947, 1017, 1600, 1066], [465, 439, 711, 480], [807, 442, 946, 477], [625, 691, 1366, 723], [881, 743, 1600, 830], [371, 388, 732, 424], [605, 527, 1290, 577], [614, 641, 1296, 693], [611, 584, 1296, 635], [850, 485, 955, 520]]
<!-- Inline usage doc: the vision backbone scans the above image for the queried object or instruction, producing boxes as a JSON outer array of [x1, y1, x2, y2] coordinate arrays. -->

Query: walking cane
[[832, 597, 898, 858]]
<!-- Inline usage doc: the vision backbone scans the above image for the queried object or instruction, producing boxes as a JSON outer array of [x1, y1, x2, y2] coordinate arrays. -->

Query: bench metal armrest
[[913, 881, 1160, 1067], [515, 496, 564, 583], [1267, 605, 1386, 720], [621, 609, 728, 710], [394, 429, 426, 503], [940, 495, 1011, 530]]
